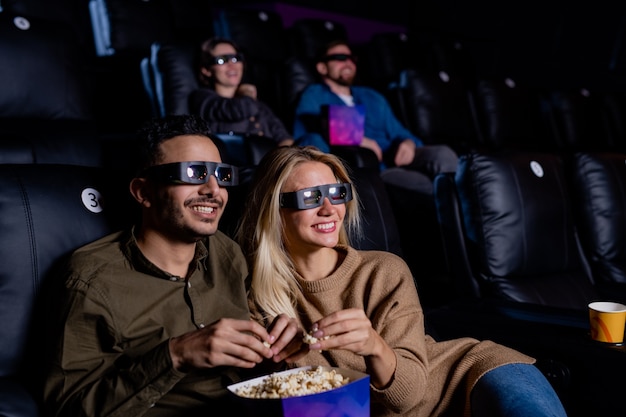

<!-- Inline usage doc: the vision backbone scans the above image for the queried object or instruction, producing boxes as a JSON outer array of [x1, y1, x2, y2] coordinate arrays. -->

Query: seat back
[[546, 88, 614, 152], [286, 18, 348, 62], [570, 152, 626, 296], [0, 14, 94, 130], [88, 0, 211, 57], [146, 42, 198, 117], [359, 32, 416, 91], [472, 77, 556, 152], [394, 69, 481, 154], [212, 7, 288, 121], [2, 0, 93, 51], [0, 164, 134, 409], [349, 168, 404, 257], [435, 151, 597, 310]]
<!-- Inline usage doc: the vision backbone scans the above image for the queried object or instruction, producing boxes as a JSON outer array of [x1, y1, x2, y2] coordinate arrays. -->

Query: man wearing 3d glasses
[[189, 37, 294, 147], [293, 39, 458, 195], [44, 115, 304, 417]]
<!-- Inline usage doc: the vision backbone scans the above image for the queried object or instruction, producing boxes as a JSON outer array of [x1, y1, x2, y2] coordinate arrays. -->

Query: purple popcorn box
[[228, 366, 370, 417]]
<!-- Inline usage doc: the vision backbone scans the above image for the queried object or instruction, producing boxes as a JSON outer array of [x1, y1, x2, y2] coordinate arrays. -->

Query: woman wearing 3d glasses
[[189, 37, 294, 147], [236, 146, 567, 417]]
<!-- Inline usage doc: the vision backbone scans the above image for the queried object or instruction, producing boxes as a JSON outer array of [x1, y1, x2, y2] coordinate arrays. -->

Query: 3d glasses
[[142, 161, 239, 186], [211, 53, 245, 65], [280, 183, 353, 210], [321, 53, 357, 63]]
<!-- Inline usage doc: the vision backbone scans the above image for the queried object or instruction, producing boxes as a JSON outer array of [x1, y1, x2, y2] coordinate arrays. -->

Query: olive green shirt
[[44, 229, 249, 417]]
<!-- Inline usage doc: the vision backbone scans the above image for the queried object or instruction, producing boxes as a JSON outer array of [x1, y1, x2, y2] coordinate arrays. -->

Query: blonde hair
[[236, 146, 362, 322]]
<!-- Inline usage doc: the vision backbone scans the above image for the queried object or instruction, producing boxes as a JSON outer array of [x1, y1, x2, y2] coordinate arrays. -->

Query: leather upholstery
[[435, 151, 598, 310], [349, 168, 404, 256], [571, 152, 626, 297], [359, 32, 416, 91], [148, 42, 198, 117], [546, 89, 614, 152], [0, 164, 134, 416], [472, 78, 555, 151], [0, 14, 93, 122], [212, 7, 289, 122], [285, 18, 348, 61], [395, 69, 481, 153], [89, 0, 175, 56]]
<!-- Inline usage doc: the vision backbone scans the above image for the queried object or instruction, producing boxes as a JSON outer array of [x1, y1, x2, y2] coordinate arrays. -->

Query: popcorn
[[303, 330, 330, 345], [234, 366, 350, 399]]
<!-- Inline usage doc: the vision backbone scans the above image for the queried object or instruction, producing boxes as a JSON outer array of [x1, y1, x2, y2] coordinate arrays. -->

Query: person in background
[[293, 39, 458, 193], [189, 37, 294, 147], [236, 145, 569, 417], [43, 115, 303, 417]]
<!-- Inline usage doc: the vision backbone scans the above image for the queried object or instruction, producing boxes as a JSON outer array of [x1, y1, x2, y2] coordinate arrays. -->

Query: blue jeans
[[471, 363, 568, 417]]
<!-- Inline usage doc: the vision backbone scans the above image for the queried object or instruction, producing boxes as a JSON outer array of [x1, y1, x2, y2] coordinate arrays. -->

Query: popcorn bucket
[[227, 366, 370, 417]]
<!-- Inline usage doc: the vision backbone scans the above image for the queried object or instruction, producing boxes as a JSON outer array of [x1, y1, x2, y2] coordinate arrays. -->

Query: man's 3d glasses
[[280, 183, 353, 210], [321, 53, 357, 63], [142, 161, 239, 186]]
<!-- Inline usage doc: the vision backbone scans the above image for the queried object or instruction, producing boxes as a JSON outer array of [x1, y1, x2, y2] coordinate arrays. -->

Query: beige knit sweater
[[288, 246, 535, 417]]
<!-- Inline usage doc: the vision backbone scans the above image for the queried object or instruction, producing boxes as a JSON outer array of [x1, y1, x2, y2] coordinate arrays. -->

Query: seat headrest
[[0, 14, 93, 121]]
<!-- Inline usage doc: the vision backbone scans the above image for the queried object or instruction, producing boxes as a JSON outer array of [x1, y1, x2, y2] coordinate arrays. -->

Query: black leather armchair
[[430, 150, 626, 417], [434, 150, 598, 312], [0, 164, 133, 416]]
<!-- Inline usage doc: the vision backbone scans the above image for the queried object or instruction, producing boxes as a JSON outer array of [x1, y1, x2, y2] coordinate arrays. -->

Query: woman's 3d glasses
[[280, 183, 353, 210], [211, 53, 245, 65], [321, 53, 357, 63], [142, 161, 239, 186]]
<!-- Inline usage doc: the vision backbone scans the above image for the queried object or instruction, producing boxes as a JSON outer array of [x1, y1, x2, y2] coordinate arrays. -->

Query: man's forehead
[[159, 135, 221, 163], [327, 44, 351, 54]]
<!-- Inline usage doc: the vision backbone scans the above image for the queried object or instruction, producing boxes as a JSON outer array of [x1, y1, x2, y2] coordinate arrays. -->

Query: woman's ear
[[200, 67, 212, 79], [129, 177, 152, 208]]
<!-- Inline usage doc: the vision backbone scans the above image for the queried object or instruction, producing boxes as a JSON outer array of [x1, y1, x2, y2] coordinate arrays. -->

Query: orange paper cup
[[588, 301, 626, 344]]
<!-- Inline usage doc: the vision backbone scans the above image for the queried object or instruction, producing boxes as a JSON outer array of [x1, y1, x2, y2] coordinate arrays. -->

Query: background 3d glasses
[[321, 53, 357, 63], [211, 53, 245, 65], [280, 183, 353, 209], [143, 161, 239, 186]]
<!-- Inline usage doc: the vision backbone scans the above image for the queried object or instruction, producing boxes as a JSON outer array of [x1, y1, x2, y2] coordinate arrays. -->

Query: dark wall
[[409, 0, 626, 91], [224, 0, 626, 91]]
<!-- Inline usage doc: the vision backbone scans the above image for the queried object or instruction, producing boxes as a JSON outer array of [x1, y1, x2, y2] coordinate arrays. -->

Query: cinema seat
[[0, 164, 134, 416], [434, 150, 598, 312]]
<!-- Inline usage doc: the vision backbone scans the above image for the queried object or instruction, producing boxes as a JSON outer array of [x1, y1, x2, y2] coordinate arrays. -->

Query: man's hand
[[394, 139, 417, 167], [360, 137, 383, 161], [168, 318, 272, 372]]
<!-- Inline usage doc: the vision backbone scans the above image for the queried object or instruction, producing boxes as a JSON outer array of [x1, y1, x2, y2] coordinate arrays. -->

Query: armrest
[[0, 378, 39, 417]]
